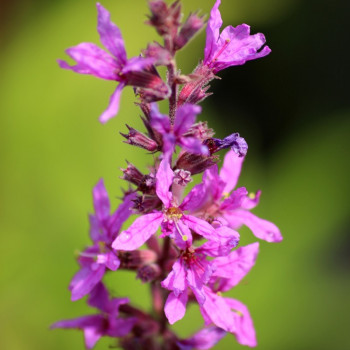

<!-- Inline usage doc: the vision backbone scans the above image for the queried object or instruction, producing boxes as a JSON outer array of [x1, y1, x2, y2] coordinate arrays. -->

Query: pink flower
[[58, 3, 169, 123], [198, 243, 260, 347], [161, 228, 239, 325], [112, 158, 237, 251], [69, 179, 135, 301], [51, 283, 136, 349], [204, 0, 271, 73], [190, 150, 283, 242]]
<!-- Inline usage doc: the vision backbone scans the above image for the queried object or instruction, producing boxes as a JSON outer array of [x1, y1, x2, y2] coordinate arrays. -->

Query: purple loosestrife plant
[[53, 1, 282, 349]]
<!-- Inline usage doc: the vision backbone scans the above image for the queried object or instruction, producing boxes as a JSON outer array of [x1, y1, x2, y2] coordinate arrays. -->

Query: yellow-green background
[[1, 0, 349, 349]]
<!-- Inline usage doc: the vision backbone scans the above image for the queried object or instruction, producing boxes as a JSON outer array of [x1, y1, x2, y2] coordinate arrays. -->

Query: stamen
[[248, 192, 256, 199], [223, 192, 230, 199], [174, 221, 188, 241], [212, 39, 230, 62]]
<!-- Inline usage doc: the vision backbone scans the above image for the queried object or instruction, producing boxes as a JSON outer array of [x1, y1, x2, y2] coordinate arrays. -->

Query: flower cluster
[[52, 1, 281, 349]]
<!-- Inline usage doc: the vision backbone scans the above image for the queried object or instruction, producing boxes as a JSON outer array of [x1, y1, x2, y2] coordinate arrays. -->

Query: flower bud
[[119, 249, 158, 269], [121, 162, 144, 187], [175, 152, 218, 175], [147, 0, 181, 37], [184, 121, 214, 140], [137, 263, 161, 283], [174, 12, 205, 50], [121, 124, 159, 152]]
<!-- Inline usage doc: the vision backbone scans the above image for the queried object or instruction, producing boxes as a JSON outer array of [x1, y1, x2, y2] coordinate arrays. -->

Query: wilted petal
[[212, 243, 259, 291], [174, 104, 202, 136], [93, 179, 110, 222], [96, 3, 126, 66], [112, 212, 163, 250], [58, 43, 118, 80], [164, 291, 188, 324], [177, 327, 226, 350], [225, 210, 282, 242], [99, 82, 125, 123], [204, 0, 223, 64], [224, 298, 257, 347], [156, 158, 174, 207], [220, 150, 245, 193]]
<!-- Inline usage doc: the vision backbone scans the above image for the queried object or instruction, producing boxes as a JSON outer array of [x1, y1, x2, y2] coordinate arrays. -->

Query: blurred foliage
[[0, 0, 349, 350]]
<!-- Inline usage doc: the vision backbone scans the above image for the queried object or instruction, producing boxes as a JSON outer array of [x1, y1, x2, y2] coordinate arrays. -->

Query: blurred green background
[[1, 0, 349, 349]]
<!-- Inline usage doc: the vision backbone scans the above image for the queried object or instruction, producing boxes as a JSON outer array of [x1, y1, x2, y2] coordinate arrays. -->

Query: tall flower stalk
[[52, 1, 281, 349]]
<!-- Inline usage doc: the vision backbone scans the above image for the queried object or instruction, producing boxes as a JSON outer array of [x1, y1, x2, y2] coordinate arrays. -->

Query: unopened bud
[[174, 12, 205, 50], [121, 162, 144, 187], [143, 42, 172, 66], [137, 263, 161, 283], [119, 249, 157, 269], [175, 152, 218, 175], [121, 124, 159, 152], [147, 0, 181, 37], [184, 121, 214, 140], [132, 195, 162, 214]]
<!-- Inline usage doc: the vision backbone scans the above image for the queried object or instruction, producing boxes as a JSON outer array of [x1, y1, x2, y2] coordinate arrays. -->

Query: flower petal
[[180, 136, 209, 155], [177, 327, 226, 350], [183, 215, 220, 242], [96, 3, 126, 66], [164, 291, 188, 324], [174, 104, 202, 136], [200, 287, 235, 332], [212, 242, 259, 291], [204, 0, 223, 64], [87, 282, 109, 312], [69, 265, 106, 301], [92, 179, 110, 222], [224, 298, 257, 347], [122, 56, 155, 74], [99, 82, 125, 123], [156, 158, 174, 207], [108, 191, 136, 240], [224, 210, 283, 242], [161, 259, 187, 294], [58, 43, 118, 80], [220, 149, 245, 194], [180, 183, 207, 212], [112, 212, 163, 251]]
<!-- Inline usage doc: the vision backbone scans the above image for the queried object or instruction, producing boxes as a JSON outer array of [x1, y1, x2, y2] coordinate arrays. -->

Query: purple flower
[[51, 283, 136, 349], [161, 228, 239, 325], [112, 158, 236, 251], [58, 3, 169, 123], [203, 0, 271, 73], [69, 179, 135, 301], [177, 327, 226, 350], [150, 103, 209, 158], [198, 243, 260, 347], [189, 150, 283, 242]]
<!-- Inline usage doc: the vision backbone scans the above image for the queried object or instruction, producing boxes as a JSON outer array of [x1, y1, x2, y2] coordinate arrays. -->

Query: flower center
[[165, 206, 183, 221]]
